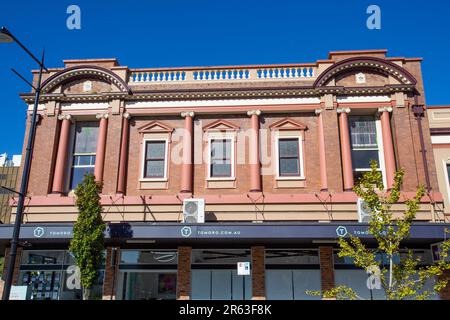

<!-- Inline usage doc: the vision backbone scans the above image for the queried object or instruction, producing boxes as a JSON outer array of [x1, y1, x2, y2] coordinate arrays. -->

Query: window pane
[[279, 139, 299, 157], [211, 270, 232, 300], [211, 139, 231, 160], [191, 270, 211, 299], [211, 162, 231, 177], [75, 155, 92, 166], [293, 270, 321, 300], [351, 149, 379, 169], [70, 166, 94, 189], [349, 116, 377, 148], [146, 141, 166, 159], [280, 158, 300, 176], [73, 122, 99, 153], [266, 270, 293, 300], [145, 160, 165, 177]]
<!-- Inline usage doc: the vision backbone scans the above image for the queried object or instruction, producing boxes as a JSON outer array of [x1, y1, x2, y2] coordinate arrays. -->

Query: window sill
[[275, 176, 305, 181], [139, 178, 168, 182], [206, 177, 236, 181]]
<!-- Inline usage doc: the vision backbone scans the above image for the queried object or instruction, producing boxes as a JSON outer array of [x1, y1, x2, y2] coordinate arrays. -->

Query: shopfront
[[16, 250, 104, 300], [115, 249, 178, 300], [1, 222, 449, 300]]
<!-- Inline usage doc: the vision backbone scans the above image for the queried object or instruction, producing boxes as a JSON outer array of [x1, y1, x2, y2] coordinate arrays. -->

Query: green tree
[[69, 173, 106, 300], [308, 161, 450, 300]]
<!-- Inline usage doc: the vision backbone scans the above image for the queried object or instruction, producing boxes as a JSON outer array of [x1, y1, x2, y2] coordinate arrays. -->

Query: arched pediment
[[41, 65, 131, 94], [314, 56, 417, 88]]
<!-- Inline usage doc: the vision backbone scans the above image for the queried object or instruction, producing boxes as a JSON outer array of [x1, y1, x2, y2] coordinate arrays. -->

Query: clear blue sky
[[1, 0, 449, 155]]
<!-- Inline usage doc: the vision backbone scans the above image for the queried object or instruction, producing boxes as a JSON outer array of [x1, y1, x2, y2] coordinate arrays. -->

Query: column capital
[[247, 109, 261, 116], [181, 111, 195, 118], [123, 112, 131, 119], [57, 114, 72, 121], [96, 113, 109, 120], [315, 108, 324, 115], [336, 107, 351, 114], [378, 106, 393, 113]]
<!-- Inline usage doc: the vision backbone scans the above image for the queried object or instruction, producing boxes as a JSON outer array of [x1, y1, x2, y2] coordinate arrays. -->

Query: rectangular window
[[278, 138, 301, 177], [143, 141, 167, 178], [69, 121, 99, 190], [209, 139, 232, 178], [349, 116, 383, 182]]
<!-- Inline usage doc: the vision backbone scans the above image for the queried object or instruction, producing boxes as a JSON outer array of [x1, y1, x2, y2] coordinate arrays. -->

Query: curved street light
[[0, 26, 46, 300]]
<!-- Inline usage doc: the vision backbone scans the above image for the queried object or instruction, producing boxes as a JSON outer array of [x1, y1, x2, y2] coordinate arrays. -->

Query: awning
[[0, 222, 448, 246]]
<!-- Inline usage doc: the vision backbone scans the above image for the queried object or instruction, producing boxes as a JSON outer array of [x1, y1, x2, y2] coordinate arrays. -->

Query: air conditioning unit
[[357, 198, 372, 223], [182, 198, 205, 223]]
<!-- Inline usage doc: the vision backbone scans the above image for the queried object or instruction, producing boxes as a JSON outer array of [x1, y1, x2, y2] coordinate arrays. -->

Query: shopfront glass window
[[334, 249, 440, 300], [265, 249, 321, 300], [117, 249, 178, 300], [18, 250, 105, 300], [191, 249, 252, 300]]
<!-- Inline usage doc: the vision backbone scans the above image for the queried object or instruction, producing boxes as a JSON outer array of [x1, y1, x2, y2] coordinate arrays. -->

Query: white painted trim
[[375, 118, 388, 188], [207, 136, 235, 180], [140, 138, 169, 181], [126, 97, 321, 109], [274, 134, 305, 180], [27, 104, 46, 111], [336, 95, 391, 103], [60, 102, 109, 111], [431, 135, 450, 144]]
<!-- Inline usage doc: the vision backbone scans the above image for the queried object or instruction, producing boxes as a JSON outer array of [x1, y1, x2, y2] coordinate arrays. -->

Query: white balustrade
[[128, 65, 316, 84]]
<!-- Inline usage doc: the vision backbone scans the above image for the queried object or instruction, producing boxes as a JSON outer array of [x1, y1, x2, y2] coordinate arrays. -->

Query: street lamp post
[[0, 27, 47, 300]]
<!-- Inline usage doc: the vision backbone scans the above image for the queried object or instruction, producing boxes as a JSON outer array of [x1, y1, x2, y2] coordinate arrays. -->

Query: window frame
[[141, 138, 169, 181], [443, 160, 450, 208], [207, 136, 235, 180], [275, 135, 304, 180], [67, 120, 99, 192], [349, 116, 387, 187]]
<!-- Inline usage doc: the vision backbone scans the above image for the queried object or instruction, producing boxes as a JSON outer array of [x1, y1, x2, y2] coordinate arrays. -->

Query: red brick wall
[[319, 247, 335, 292], [102, 114, 122, 195], [251, 246, 265, 300], [177, 246, 191, 300], [102, 246, 120, 300], [17, 115, 59, 196], [126, 116, 184, 196], [439, 270, 450, 300]]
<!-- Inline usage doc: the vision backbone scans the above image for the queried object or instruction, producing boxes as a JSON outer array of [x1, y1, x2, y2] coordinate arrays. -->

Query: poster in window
[[158, 274, 176, 294]]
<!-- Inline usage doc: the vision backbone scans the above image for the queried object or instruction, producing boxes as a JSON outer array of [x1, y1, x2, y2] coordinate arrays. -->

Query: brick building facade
[[0, 49, 449, 300]]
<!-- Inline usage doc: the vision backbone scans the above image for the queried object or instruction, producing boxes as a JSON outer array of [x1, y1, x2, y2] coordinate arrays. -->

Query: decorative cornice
[[336, 107, 351, 114], [20, 83, 415, 104], [181, 111, 195, 118], [378, 106, 393, 113], [247, 110, 261, 116]]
